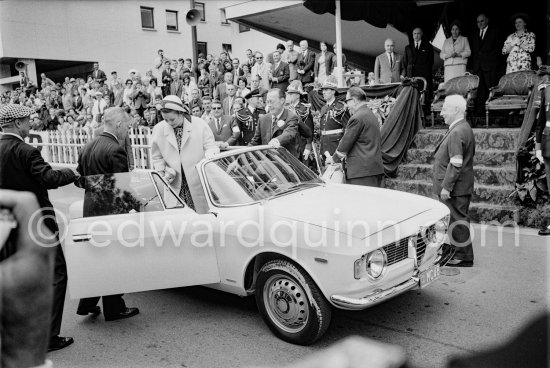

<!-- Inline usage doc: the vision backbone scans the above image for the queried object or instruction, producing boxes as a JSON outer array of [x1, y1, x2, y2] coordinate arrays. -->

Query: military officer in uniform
[[318, 75, 350, 163], [432, 95, 475, 267], [535, 70, 550, 236], [285, 80, 314, 165], [240, 89, 266, 145]]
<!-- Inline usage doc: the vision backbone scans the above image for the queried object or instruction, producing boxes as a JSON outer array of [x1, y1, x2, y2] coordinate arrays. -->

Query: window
[[222, 43, 232, 55], [195, 2, 205, 21], [239, 24, 250, 33], [140, 6, 154, 29], [151, 173, 185, 209], [166, 10, 178, 31], [220, 9, 229, 25], [197, 42, 208, 58]]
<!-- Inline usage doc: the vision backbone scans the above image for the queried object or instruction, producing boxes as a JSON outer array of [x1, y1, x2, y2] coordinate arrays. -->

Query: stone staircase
[[386, 128, 521, 224]]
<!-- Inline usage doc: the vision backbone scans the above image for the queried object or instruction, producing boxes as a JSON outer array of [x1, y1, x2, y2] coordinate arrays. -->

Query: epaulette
[[538, 83, 549, 91]]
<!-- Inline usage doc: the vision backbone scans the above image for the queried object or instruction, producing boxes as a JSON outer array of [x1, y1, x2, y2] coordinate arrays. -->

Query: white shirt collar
[[248, 105, 255, 113], [274, 109, 284, 120], [449, 118, 463, 130], [0, 132, 24, 141], [103, 131, 119, 143]]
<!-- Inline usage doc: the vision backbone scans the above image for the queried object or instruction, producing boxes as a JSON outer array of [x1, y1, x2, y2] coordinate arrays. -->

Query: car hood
[[263, 183, 437, 240]]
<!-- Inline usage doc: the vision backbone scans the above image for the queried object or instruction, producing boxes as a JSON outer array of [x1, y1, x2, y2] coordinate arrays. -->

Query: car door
[[65, 171, 220, 299]]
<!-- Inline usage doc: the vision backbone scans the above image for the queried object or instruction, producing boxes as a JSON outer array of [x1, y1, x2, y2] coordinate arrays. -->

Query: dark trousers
[[51, 244, 67, 338], [544, 157, 550, 195], [474, 69, 497, 115], [440, 195, 474, 261], [346, 174, 384, 188], [78, 295, 126, 319]]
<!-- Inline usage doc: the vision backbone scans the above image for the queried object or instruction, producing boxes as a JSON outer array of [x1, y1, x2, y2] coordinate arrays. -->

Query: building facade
[[0, 0, 282, 92]]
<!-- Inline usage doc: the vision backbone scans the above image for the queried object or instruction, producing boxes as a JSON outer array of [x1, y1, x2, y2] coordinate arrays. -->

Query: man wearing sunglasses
[[251, 52, 272, 91]]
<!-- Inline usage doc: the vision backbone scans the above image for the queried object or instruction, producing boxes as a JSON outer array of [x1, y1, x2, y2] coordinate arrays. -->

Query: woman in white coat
[[440, 21, 471, 82], [151, 95, 219, 214]]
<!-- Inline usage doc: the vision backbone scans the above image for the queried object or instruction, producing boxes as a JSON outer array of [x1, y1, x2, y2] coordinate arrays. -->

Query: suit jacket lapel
[[272, 109, 287, 134], [164, 124, 179, 151], [180, 118, 192, 148]]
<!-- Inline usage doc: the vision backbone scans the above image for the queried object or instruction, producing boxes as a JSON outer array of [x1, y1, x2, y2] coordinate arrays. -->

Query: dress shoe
[[104, 307, 139, 322], [446, 259, 473, 267], [538, 228, 550, 236], [48, 336, 74, 352], [76, 306, 101, 316]]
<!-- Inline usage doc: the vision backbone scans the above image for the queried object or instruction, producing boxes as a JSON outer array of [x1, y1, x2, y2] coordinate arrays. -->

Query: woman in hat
[[151, 95, 219, 213], [502, 13, 535, 74]]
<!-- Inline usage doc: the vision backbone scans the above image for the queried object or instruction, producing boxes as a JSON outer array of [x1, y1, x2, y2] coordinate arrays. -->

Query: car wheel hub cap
[[263, 275, 309, 333]]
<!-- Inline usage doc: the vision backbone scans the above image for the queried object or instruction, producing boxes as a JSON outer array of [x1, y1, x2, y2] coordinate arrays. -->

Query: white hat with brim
[[161, 95, 188, 113]]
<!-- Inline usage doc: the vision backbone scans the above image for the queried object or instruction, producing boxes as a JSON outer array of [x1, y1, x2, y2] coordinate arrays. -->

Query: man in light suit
[[251, 51, 272, 91], [432, 95, 475, 267], [248, 88, 299, 157], [297, 40, 316, 84], [325, 87, 384, 187], [283, 40, 300, 81], [214, 72, 234, 102], [269, 50, 290, 92], [208, 99, 240, 148], [222, 84, 236, 116], [374, 39, 404, 84]]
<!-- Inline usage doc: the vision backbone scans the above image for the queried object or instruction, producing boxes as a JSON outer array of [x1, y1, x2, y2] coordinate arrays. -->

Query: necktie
[[216, 118, 221, 132], [272, 115, 277, 130], [416, 42, 419, 50], [480, 29, 485, 39], [390, 54, 394, 68]]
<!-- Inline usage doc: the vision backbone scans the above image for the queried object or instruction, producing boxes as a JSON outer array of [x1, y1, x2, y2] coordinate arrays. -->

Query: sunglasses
[[255, 57, 263, 60]]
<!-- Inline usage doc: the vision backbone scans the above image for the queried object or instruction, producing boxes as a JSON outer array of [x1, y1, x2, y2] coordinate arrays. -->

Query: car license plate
[[419, 264, 440, 288]]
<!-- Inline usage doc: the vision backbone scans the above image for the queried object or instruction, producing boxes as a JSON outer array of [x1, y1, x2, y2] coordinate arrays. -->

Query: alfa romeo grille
[[382, 237, 409, 266]]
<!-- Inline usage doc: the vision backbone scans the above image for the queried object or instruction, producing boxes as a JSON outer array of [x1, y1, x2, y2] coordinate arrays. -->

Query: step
[[398, 163, 516, 186], [413, 128, 520, 151], [469, 202, 520, 224], [405, 148, 517, 167], [385, 179, 515, 206]]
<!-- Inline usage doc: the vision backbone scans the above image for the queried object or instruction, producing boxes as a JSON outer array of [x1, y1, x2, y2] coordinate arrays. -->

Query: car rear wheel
[[255, 259, 332, 345]]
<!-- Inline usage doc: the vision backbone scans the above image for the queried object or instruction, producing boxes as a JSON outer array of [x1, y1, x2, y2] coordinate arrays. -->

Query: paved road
[[48, 185, 548, 368]]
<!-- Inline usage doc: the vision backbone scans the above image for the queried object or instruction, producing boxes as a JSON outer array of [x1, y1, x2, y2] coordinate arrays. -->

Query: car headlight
[[354, 249, 388, 280], [366, 249, 387, 279], [426, 216, 449, 244]]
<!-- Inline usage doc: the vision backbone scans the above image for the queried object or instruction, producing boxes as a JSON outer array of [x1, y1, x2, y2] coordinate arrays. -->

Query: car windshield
[[203, 148, 323, 206]]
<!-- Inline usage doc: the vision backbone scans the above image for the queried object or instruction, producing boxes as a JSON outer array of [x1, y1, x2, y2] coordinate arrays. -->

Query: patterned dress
[[173, 125, 196, 211], [502, 31, 536, 74]]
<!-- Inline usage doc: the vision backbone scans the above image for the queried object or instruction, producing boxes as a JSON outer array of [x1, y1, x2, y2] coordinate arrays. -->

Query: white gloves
[[268, 138, 281, 148], [303, 148, 311, 160], [163, 167, 176, 184], [536, 150, 544, 163]]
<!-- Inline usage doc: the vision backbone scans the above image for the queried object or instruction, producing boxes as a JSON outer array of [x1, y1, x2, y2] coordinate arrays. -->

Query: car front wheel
[[255, 259, 332, 345]]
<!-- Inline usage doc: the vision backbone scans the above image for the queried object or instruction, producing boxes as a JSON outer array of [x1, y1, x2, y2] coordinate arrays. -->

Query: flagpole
[[334, 0, 344, 87]]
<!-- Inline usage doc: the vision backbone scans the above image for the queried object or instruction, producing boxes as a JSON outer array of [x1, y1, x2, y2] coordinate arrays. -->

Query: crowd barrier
[[25, 127, 153, 169]]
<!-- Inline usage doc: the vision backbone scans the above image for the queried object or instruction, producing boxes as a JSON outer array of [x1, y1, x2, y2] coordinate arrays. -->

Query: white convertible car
[[65, 146, 452, 345]]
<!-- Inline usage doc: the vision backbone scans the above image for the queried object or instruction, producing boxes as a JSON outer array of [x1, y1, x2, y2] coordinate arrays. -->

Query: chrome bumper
[[331, 241, 454, 310], [331, 276, 419, 310]]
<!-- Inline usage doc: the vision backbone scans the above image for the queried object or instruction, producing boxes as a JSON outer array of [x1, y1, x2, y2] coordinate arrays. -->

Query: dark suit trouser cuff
[[440, 195, 474, 261]]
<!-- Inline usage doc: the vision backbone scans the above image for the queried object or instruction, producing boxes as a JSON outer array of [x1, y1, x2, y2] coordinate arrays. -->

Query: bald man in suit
[[374, 39, 404, 84]]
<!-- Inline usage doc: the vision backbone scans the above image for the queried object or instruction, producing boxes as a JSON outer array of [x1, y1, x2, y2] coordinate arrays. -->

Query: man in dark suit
[[91, 62, 107, 86], [432, 95, 475, 267], [270, 50, 290, 92], [403, 28, 434, 115], [325, 87, 384, 187], [374, 38, 404, 84], [75, 107, 140, 320], [535, 75, 550, 236], [297, 40, 316, 84], [208, 99, 240, 148], [0, 104, 77, 352], [231, 58, 244, 84], [248, 88, 299, 157], [130, 82, 150, 117], [470, 14, 501, 117], [285, 80, 314, 163]]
